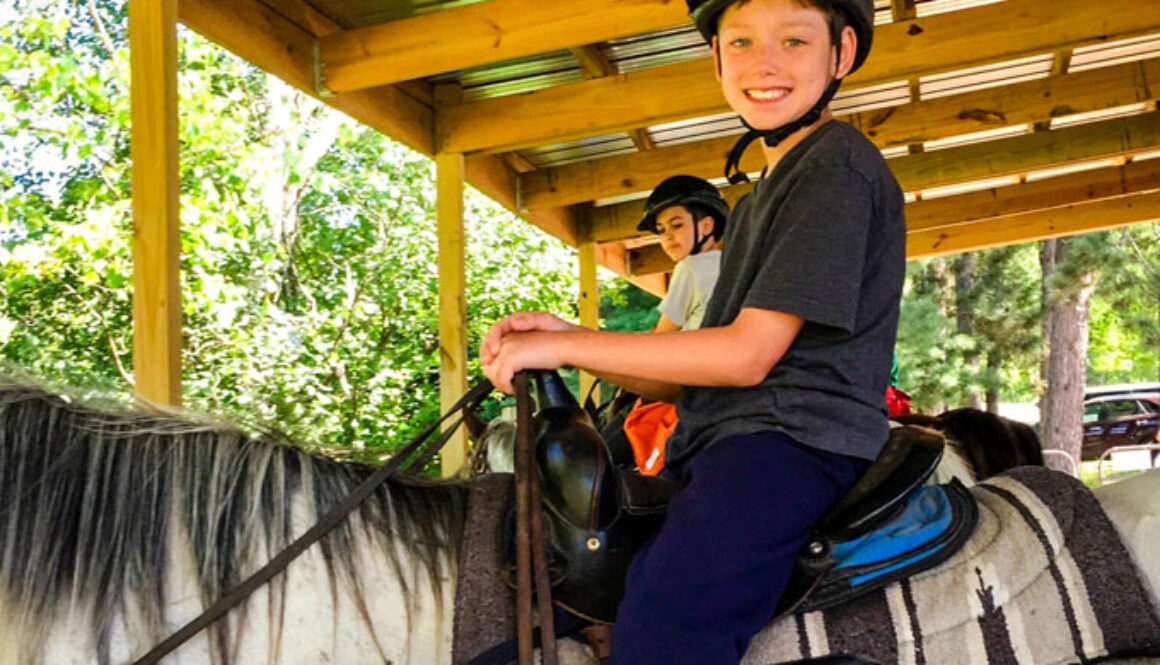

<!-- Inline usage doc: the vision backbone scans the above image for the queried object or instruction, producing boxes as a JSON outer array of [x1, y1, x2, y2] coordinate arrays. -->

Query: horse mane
[[0, 380, 467, 664]]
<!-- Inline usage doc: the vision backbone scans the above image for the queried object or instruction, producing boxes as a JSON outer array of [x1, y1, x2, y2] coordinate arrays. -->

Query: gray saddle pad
[[744, 467, 1160, 665]]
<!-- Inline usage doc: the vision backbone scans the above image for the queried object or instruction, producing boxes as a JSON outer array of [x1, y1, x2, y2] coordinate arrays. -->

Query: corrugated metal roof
[[915, 0, 1005, 17], [920, 174, 1020, 199], [649, 112, 744, 148], [428, 50, 584, 101], [919, 54, 1054, 100], [308, 0, 490, 29], [396, 0, 1160, 198], [1024, 157, 1125, 182], [1070, 34, 1160, 71], [605, 26, 708, 74], [923, 123, 1031, 151], [1048, 102, 1154, 130], [518, 133, 637, 168]]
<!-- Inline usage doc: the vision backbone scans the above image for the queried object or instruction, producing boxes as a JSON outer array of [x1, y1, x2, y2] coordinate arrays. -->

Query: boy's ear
[[711, 35, 723, 81], [835, 25, 857, 79], [698, 215, 716, 238]]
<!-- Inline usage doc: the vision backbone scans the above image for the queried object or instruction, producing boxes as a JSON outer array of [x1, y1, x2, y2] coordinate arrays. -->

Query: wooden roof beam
[[179, 0, 581, 247], [571, 44, 617, 79], [890, 0, 916, 22], [315, 0, 687, 94], [179, 0, 434, 155], [439, 0, 1160, 153], [595, 242, 668, 296], [589, 113, 1160, 243], [907, 160, 1160, 233], [525, 61, 1160, 210], [622, 162, 1160, 271], [908, 189, 1160, 258]]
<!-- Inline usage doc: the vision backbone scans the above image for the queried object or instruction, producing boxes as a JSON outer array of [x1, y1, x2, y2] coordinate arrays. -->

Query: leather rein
[[131, 378, 495, 665]]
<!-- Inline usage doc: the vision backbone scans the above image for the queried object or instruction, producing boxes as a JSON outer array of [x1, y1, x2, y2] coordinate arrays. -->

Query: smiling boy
[[480, 0, 904, 662]]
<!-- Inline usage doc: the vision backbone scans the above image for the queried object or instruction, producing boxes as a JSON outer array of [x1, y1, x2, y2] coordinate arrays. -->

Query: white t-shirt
[[659, 249, 721, 331]]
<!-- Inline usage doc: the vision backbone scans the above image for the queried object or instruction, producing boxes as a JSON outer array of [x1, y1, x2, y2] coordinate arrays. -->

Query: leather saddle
[[503, 396, 677, 624], [508, 404, 947, 625]]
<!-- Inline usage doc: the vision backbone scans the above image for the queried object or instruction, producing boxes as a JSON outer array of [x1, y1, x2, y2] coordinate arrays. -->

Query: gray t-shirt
[[659, 249, 721, 330], [666, 121, 906, 466]]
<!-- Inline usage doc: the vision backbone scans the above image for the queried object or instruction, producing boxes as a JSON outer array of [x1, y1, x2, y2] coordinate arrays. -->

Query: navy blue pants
[[610, 431, 868, 664]]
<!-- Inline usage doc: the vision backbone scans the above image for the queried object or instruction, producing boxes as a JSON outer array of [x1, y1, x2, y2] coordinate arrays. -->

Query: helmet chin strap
[[723, 77, 842, 185], [690, 221, 711, 255], [721, 36, 847, 185]]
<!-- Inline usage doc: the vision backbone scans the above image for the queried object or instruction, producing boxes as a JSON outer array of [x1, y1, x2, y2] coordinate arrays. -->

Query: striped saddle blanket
[[744, 467, 1160, 665]]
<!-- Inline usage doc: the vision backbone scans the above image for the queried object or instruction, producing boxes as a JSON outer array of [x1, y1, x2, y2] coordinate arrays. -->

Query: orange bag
[[622, 398, 678, 476]]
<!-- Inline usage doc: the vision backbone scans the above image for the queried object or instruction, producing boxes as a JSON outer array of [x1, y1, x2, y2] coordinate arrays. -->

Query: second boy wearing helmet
[[638, 175, 729, 332], [622, 176, 730, 475], [480, 0, 904, 661]]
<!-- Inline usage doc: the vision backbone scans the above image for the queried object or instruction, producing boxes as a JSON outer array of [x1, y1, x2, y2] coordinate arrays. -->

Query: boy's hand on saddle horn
[[480, 312, 578, 394], [481, 331, 567, 394], [480, 312, 578, 365]]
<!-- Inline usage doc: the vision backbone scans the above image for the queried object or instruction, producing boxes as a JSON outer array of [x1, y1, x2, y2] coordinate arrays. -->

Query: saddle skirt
[[744, 467, 1160, 665]]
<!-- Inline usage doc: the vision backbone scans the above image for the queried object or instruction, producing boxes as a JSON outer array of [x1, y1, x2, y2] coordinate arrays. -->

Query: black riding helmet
[[638, 175, 730, 255], [688, 0, 875, 75], [685, 0, 876, 184]]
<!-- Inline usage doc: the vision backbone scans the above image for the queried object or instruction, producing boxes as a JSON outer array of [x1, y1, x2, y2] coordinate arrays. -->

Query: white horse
[[0, 381, 472, 665], [1, 381, 1155, 664]]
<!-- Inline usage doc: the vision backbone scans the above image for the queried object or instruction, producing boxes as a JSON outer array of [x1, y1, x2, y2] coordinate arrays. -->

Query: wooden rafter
[[621, 160, 1160, 272], [544, 106, 1160, 219], [179, 0, 433, 154], [315, 0, 686, 93], [258, 0, 340, 38], [907, 160, 1160, 232], [179, 0, 582, 250], [594, 242, 668, 296], [627, 243, 674, 277], [571, 44, 616, 79], [890, 0, 917, 22], [438, 0, 1160, 153], [908, 189, 1160, 258], [891, 113, 1160, 194], [629, 128, 656, 151]]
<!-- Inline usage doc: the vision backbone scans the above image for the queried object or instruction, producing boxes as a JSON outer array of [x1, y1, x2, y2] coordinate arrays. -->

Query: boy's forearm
[[591, 370, 684, 404], [553, 325, 773, 389]]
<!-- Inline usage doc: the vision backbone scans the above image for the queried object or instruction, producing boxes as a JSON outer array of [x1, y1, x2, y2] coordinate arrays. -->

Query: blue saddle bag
[[780, 478, 977, 616]]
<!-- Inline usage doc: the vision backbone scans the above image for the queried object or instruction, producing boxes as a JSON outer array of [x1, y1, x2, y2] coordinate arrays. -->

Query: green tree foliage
[[897, 245, 1042, 413], [1088, 224, 1160, 384], [6, 1, 1160, 450], [1, 0, 578, 461], [600, 279, 660, 333]]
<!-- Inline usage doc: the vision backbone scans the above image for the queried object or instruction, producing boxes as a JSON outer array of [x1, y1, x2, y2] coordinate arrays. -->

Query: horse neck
[[0, 386, 466, 665]]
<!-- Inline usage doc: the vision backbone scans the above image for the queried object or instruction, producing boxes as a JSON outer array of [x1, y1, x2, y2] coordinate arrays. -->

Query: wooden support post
[[437, 152, 469, 477], [130, 0, 182, 406], [578, 239, 600, 405]]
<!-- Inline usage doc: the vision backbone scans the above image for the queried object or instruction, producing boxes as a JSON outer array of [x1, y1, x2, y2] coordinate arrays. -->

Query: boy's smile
[[713, 0, 856, 138]]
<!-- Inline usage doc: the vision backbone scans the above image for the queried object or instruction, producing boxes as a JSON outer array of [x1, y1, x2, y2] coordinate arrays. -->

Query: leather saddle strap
[[132, 379, 494, 665], [514, 372, 535, 665], [513, 372, 558, 665]]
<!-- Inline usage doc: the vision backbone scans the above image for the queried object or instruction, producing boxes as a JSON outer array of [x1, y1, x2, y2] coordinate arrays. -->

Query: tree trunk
[[955, 253, 983, 410], [1040, 238, 1096, 472], [1039, 239, 1056, 446], [985, 347, 1001, 414]]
